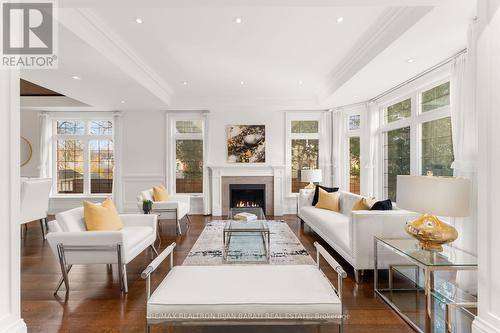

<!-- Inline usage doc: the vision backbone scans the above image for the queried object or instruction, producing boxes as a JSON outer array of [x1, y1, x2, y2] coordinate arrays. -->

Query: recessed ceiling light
[[120, 100, 125, 104], [406, 58, 415, 63], [234, 17, 242, 24], [182, 81, 188, 86], [240, 81, 245, 85], [135, 17, 143, 24], [298, 80, 304, 85], [337, 17, 344, 23], [71, 75, 81, 80]]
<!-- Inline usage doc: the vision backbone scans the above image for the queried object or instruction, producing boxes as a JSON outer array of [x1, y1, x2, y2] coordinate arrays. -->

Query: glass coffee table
[[223, 208, 270, 263]]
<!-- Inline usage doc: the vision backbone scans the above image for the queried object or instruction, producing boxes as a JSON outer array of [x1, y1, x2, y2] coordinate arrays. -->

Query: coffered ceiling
[[21, 0, 476, 110]]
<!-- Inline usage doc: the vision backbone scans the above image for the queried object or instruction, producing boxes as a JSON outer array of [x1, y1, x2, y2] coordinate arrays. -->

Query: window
[[422, 82, 450, 112], [346, 113, 362, 194], [385, 98, 411, 123], [291, 138, 319, 192], [380, 80, 453, 202], [384, 127, 411, 202], [287, 116, 322, 194], [421, 117, 453, 176], [349, 137, 361, 194], [172, 118, 205, 194], [54, 119, 114, 195], [348, 114, 361, 131]]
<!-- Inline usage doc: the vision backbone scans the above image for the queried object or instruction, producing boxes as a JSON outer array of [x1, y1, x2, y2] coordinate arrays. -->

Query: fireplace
[[229, 184, 266, 211]]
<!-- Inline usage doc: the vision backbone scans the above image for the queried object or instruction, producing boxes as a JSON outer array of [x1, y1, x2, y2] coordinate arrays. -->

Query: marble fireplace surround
[[209, 165, 284, 216]]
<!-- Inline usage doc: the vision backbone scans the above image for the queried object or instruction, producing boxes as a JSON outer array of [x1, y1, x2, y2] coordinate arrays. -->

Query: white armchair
[[46, 207, 158, 294], [137, 189, 191, 235], [20, 178, 52, 240]]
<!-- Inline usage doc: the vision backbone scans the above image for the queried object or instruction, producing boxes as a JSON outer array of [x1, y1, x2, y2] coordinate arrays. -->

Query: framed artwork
[[227, 125, 266, 163]]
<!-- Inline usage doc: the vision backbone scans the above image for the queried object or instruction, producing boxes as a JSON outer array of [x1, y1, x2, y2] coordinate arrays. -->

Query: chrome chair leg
[[186, 214, 192, 225], [54, 265, 72, 295], [122, 264, 128, 293], [150, 244, 159, 256], [55, 244, 71, 295], [40, 219, 46, 240]]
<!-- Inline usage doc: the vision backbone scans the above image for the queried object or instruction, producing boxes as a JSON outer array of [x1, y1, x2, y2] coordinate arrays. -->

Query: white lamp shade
[[396, 175, 471, 217], [301, 169, 322, 183]]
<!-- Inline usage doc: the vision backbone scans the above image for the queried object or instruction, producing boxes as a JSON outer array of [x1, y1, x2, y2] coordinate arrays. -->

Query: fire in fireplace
[[229, 184, 265, 211]]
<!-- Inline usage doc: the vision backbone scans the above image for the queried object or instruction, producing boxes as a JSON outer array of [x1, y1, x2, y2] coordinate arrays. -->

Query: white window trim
[[377, 77, 452, 201], [165, 111, 207, 195], [51, 116, 114, 197], [285, 111, 330, 196]]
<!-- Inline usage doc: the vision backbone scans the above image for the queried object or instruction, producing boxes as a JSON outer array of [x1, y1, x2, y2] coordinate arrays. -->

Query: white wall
[[207, 106, 285, 166], [20, 107, 292, 214], [472, 1, 500, 332], [20, 110, 40, 177]]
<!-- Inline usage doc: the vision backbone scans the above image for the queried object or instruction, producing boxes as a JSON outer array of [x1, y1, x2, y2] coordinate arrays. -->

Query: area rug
[[183, 220, 315, 265]]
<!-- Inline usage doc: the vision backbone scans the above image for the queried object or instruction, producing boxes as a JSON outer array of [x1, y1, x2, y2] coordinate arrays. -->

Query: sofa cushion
[[314, 189, 340, 212], [300, 206, 350, 254], [56, 207, 86, 232], [371, 199, 393, 211], [339, 191, 364, 216], [312, 185, 339, 206], [352, 197, 377, 211], [122, 226, 155, 249]]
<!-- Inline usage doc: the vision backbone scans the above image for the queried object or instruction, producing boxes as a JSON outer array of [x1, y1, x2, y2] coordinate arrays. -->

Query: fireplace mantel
[[208, 165, 284, 216]]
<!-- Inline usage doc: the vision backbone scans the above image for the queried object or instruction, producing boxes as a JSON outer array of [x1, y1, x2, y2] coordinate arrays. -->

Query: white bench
[[141, 242, 347, 332]]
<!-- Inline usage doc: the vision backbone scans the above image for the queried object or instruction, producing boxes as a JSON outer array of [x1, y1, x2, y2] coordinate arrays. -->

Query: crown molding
[[57, 8, 174, 106], [319, 6, 433, 103]]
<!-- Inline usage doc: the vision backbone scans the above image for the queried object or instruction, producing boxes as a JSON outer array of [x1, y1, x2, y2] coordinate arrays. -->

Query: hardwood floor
[[21, 215, 413, 333]]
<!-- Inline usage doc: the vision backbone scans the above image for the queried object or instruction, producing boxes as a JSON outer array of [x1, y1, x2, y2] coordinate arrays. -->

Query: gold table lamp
[[396, 175, 471, 252]]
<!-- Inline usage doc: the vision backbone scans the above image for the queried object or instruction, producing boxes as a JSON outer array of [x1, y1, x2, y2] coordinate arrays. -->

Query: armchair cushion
[[83, 198, 123, 231], [153, 185, 169, 201]]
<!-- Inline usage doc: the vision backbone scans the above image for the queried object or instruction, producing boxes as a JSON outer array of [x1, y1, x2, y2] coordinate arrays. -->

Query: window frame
[[285, 111, 329, 196], [51, 116, 114, 197], [166, 112, 207, 196], [378, 77, 452, 203]]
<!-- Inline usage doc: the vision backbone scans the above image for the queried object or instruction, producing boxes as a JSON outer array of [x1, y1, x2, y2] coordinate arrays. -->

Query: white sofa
[[298, 189, 418, 283], [137, 189, 191, 235], [47, 207, 158, 294]]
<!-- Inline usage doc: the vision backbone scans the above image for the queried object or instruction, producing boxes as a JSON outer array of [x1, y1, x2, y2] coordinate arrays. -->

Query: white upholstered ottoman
[[142, 242, 346, 332]]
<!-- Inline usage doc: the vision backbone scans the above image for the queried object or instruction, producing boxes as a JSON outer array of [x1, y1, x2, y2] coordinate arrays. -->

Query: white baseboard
[[0, 315, 27, 333], [473, 317, 500, 333]]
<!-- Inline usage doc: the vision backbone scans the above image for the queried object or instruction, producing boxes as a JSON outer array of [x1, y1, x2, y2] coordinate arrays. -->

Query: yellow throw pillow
[[153, 184, 169, 201], [314, 188, 340, 212], [352, 197, 377, 211], [84, 198, 123, 231]]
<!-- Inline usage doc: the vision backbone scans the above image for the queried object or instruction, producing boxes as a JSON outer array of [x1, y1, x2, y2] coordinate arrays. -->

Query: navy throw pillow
[[370, 199, 393, 211], [312, 185, 339, 206]]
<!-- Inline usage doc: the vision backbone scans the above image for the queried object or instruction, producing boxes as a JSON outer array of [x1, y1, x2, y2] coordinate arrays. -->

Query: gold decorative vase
[[405, 214, 458, 252]]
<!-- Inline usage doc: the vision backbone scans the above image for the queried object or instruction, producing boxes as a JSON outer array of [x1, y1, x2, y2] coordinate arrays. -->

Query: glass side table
[[374, 237, 477, 333]]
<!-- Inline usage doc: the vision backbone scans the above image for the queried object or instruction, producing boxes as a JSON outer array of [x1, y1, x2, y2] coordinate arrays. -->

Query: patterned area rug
[[183, 220, 315, 265]]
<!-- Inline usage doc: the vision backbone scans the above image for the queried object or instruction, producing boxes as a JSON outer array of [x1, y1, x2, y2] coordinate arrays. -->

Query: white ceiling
[[21, 0, 476, 111]]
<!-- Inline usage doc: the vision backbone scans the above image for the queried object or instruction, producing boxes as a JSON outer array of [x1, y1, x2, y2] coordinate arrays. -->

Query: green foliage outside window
[[385, 98, 411, 123], [176, 139, 203, 193]]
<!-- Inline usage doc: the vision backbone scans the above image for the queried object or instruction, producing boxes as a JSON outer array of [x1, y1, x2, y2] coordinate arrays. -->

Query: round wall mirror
[[20, 137, 33, 167]]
